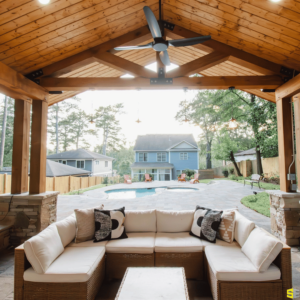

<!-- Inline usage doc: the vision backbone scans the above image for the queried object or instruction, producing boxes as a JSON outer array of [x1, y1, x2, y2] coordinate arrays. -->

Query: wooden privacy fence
[[0, 175, 120, 195]]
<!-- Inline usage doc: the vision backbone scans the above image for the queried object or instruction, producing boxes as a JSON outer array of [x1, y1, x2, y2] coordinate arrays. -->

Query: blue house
[[131, 134, 199, 181]]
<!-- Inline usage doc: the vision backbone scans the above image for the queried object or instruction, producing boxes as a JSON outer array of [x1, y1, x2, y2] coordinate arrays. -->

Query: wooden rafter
[[276, 74, 300, 100], [40, 76, 282, 91], [0, 61, 48, 101], [168, 52, 229, 78], [242, 89, 276, 103], [165, 26, 284, 76]]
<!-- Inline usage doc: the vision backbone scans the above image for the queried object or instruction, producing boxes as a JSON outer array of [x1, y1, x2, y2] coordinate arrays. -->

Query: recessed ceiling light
[[39, 0, 50, 4], [270, 0, 281, 2]]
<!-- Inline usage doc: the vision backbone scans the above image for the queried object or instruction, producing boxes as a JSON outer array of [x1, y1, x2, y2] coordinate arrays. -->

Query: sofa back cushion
[[234, 211, 255, 247], [156, 210, 194, 232], [24, 225, 64, 274], [55, 214, 76, 247], [242, 227, 283, 272], [125, 210, 156, 232]]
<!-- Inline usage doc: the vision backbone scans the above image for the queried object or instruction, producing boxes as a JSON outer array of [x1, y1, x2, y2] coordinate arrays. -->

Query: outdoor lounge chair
[[190, 173, 199, 184], [124, 175, 132, 184], [145, 174, 152, 182], [178, 173, 186, 182]]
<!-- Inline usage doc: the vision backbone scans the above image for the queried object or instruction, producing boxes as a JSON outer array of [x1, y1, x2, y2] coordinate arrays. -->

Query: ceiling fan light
[[39, 0, 50, 4], [228, 118, 238, 130]]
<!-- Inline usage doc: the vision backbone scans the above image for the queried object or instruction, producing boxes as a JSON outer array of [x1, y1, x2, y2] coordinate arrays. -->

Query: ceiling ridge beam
[[168, 51, 229, 78], [165, 26, 286, 76]]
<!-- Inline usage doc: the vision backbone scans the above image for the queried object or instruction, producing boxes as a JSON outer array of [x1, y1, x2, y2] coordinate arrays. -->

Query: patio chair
[[124, 175, 132, 184], [190, 173, 199, 184], [178, 173, 186, 182], [145, 174, 152, 182], [244, 174, 261, 189]]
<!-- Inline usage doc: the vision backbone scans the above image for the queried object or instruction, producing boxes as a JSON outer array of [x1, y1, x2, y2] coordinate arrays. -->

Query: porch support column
[[276, 97, 295, 192], [11, 100, 31, 194], [293, 94, 300, 191], [29, 100, 48, 194]]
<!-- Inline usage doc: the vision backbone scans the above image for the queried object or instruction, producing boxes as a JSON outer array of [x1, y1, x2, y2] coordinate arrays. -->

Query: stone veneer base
[[0, 192, 59, 247], [267, 190, 300, 246]]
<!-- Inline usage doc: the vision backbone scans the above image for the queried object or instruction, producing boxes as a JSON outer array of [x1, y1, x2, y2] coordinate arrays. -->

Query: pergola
[[0, 0, 300, 194]]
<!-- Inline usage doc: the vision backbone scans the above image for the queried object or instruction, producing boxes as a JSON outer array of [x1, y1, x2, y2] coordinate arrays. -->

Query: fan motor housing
[[153, 38, 168, 51]]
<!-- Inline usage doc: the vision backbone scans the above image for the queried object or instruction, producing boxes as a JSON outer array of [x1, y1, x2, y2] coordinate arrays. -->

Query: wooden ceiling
[[1, 0, 299, 105]]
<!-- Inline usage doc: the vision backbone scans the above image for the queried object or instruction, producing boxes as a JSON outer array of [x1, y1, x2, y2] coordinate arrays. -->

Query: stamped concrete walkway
[[1, 180, 300, 300]]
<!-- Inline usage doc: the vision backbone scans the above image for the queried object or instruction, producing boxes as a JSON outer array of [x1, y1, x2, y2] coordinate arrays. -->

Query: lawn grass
[[241, 192, 270, 217], [233, 178, 280, 190], [63, 184, 112, 195]]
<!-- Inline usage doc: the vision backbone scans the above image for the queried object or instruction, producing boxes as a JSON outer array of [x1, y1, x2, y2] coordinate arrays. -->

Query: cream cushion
[[155, 232, 203, 252], [125, 210, 156, 232], [106, 232, 155, 254], [24, 247, 105, 283], [67, 240, 108, 248], [24, 225, 64, 274], [55, 214, 76, 247], [156, 210, 194, 232], [242, 228, 283, 272], [234, 211, 255, 247], [205, 245, 281, 281]]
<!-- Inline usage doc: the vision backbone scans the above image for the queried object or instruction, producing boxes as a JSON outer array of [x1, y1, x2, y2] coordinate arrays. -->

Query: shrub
[[185, 176, 190, 181], [103, 177, 108, 184], [229, 167, 234, 175], [229, 174, 238, 180], [222, 169, 229, 177], [182, 169, 195, 177]]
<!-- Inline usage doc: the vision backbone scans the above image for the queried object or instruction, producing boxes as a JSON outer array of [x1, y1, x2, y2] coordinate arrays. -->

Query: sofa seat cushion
[[205, 245, 281, 281], [201, 239, 239, 248], [67, 240, 107, 247], [24, 247, 105, 283], [105, 232, 155, 254], [155, 232, 204, 253]]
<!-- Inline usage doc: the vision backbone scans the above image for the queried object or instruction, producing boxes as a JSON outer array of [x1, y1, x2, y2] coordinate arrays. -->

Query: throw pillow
[[74, 204, 104, 243], [94, 207, 128, 242], [190, 206, 223, 243], [217, 210, 236, 243]]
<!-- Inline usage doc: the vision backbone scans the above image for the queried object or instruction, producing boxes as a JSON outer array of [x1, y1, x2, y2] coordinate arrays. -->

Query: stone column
[[0, 191, 59, 247], [267, 190, 300, 246]]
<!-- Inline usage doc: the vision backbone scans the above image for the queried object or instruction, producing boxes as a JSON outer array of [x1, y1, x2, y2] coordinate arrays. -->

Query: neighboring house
[[234, 148, 257, 162], [47, 149, 115, 176], [131, 134, 199, 181], [0, 160, 91, 177]]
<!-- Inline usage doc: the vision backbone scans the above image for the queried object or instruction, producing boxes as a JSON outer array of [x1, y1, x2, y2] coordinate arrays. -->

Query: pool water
[[105, 188, 157, 199]]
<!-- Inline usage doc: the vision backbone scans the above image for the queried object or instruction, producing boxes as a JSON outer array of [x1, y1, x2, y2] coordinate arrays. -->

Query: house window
[[105, 161, 108, 167], [62, 160, 67, 165], [176, 170, 182, 176], [95, 161, 99, 165], [180, 153, 188, 160], [157, 152, 167, 162], [138, 153, 148, 162], [76, 160, 85, 169]]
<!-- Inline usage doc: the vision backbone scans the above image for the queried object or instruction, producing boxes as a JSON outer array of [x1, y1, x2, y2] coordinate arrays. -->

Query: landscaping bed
[[240, 192, 270, 217]]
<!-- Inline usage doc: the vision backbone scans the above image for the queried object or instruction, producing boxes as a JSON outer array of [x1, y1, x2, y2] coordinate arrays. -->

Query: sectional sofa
[[14, 209, 292, 300]]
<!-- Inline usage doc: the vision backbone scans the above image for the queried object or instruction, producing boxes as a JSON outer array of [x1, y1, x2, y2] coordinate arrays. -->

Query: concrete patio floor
[[0, 179, 300, 299]]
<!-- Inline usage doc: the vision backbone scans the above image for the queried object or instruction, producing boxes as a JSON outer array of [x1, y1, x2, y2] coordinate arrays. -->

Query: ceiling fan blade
[[169, 36, 211, 47], [159, 50, 171, 66], [143, 6, 162, 38], [114, 43, 153, 51]]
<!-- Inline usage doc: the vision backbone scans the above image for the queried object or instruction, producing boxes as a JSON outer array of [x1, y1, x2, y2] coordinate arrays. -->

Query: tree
[[95, 104, 125, 155], [0, 96, 8, 169]]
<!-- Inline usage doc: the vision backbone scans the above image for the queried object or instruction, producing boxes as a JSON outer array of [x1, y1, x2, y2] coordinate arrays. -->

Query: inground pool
[[105, 187, 198, 199]]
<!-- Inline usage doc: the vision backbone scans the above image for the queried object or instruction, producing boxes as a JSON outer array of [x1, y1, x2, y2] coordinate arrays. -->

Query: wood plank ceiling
[[0, 0, 299, 105]]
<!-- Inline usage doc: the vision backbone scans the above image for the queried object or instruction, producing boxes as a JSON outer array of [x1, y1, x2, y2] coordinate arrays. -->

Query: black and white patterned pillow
[[94, 207, 128, 242], [190, 206, 223, 243]]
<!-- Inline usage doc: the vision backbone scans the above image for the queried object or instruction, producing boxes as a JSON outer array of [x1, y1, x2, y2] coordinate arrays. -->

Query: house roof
[[235, 148, 256, 157], [47, 149, 114, 161], [131, 162, 174, 169], [133, 134, 198, 151]]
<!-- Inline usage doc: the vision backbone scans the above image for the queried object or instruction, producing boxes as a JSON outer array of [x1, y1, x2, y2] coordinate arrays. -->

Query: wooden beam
[[276, 74, 300, 99], [11, 100, 31, 194], [242, 89, 276, 103], [166, 26, 283, 76], [168, 52, 229, 78], [276, 97, 295, 192], [29, 100, 48, 195], [0, 84, 31, 103], [0, 61, 48, 101], [293, 94, 300, 192], [30, 26, 151, 78], [40, 76, 283, 91], [94, 52, 155, 78]]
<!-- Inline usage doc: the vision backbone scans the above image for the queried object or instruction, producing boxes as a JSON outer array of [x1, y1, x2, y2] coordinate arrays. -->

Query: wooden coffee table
[[115, 267, 189, 300]]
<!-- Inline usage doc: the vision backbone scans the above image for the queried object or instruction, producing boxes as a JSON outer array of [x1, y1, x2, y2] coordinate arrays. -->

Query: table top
[[115, 267, 189, 300]]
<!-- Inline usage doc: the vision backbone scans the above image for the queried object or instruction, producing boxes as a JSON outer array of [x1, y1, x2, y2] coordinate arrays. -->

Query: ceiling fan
[[114, 5, 211, 66]]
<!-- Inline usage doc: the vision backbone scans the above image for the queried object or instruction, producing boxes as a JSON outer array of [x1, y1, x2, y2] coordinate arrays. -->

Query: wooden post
[[276, 98, 295, 192], [293, 95, 300, 191], [11, 100, 31, 194], [29, 100, 48, 194]]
